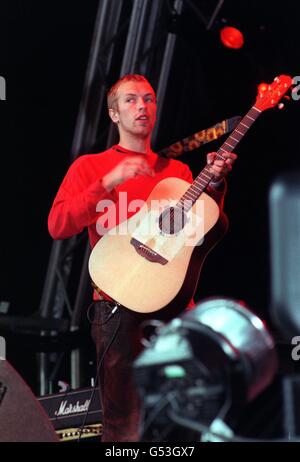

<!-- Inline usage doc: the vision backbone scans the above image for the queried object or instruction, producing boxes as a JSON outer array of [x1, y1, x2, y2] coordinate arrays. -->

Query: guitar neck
[[178, 105, 262, 211], [218, 105, 261, 156]]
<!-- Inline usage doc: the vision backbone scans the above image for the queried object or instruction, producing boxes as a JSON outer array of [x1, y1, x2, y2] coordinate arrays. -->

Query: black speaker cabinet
[[0, 360, 58, 442]]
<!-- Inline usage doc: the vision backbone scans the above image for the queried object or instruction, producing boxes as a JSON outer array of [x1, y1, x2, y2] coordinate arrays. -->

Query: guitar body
[[89, 177, 228, 314]]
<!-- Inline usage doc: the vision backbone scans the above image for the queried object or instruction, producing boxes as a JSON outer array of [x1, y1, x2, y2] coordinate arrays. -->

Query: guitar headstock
[[254, 75, 293, 111]]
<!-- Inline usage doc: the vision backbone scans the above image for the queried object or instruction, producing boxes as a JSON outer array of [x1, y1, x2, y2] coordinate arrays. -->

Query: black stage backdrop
[[0, 0, 300, 390]]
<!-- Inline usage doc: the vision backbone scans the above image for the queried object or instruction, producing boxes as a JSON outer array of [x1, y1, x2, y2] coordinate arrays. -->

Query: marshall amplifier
[[38, 386, 102, 442]]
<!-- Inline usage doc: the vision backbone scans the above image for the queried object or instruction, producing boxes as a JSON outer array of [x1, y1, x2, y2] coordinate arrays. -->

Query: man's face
[[110, 81, 157, 139]]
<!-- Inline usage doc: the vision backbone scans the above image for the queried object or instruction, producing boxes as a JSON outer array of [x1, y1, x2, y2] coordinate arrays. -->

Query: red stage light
[[220, 26, 244, 49]]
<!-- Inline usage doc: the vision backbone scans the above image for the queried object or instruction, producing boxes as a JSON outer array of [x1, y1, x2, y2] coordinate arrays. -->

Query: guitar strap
[[158, 116, 241, 159]]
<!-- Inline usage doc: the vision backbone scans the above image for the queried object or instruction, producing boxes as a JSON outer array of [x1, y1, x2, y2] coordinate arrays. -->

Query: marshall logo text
[[55, 399, 90, 417]]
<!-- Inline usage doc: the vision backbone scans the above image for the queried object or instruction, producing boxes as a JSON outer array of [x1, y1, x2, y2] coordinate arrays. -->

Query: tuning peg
[[278, 95, 290, 109], [258, 83, 268, 94]]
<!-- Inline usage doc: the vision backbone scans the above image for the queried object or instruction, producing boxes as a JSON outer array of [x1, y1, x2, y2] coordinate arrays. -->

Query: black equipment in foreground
[[0, 360, 58, 442], [133, 298, 277, 442]]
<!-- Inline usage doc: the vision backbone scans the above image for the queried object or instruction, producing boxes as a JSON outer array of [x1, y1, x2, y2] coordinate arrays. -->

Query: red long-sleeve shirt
[[48, 144, 225, 245]]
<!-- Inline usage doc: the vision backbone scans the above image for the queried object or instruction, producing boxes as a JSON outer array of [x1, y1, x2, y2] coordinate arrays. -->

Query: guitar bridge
[[130, 238, 168, 265]]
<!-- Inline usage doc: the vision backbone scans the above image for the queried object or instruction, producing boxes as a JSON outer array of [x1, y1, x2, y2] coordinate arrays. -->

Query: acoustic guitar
[[89, 75, 292, 314]]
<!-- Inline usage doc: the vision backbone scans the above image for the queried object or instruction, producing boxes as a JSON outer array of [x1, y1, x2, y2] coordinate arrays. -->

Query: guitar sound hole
[[159, 207, 188, 235]]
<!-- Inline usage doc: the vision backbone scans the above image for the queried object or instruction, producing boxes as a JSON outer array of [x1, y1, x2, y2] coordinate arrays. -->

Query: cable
[[139, 384, 223, 440], [139, 393, 174, 440], [46, 301, 117, 435], [76, 304, 122, 442], [87, 300, 120, 326]]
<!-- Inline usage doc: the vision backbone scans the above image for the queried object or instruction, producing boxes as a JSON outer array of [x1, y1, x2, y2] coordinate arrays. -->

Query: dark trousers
[[91, 300, 184, 442], [91, 301, 153, 442]]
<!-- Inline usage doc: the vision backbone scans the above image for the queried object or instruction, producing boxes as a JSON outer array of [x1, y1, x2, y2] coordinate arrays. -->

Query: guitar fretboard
[[177, 106, 262, 212]]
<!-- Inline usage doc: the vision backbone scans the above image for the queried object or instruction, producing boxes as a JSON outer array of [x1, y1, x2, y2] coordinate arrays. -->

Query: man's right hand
[[102, 156, 154, 192]]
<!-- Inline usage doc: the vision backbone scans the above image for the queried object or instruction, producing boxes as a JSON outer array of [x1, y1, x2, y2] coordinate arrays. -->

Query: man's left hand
[[207, 151, 237, 181]]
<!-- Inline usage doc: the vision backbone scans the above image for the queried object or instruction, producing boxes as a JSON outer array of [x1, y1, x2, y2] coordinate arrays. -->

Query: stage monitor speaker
[[0, 360, 58, 442], [270, 171, 300, 338]]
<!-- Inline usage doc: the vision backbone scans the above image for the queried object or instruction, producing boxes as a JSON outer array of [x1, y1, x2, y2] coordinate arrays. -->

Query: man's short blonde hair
[[107, 74, 154, 110]]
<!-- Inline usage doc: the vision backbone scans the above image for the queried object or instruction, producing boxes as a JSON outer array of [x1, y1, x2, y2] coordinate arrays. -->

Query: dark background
[[0, 0, 300, 393]]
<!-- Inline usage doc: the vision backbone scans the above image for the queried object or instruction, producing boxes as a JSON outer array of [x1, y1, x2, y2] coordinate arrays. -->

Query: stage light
[[134, 298, 277, 441], [220, 26, 244, 49]]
